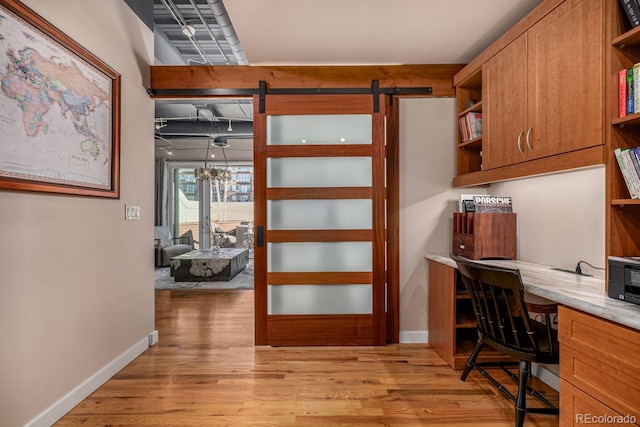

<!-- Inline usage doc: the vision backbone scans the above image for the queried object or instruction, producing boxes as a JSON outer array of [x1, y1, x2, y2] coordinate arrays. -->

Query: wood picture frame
[[0, 0, 121, 198]]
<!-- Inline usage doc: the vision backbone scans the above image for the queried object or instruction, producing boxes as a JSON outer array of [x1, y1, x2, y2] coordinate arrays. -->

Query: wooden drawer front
[[559, 307, 640, 420], [452, 234, 474, 258], [452, 233, 473, 246], [560, 380, 634, 427]]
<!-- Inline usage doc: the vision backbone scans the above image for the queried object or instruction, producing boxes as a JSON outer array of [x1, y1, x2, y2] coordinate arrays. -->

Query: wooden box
[[452, 212, 517, 260]]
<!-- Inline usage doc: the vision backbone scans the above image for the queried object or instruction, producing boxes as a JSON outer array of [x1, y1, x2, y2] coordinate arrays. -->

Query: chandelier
[[195, 166, 213, 180], [195, 166, 231, 181], [195, 138, 231, 181]]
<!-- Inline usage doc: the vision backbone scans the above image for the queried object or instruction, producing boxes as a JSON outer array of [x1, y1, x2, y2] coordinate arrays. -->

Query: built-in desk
[[425, 253, 640, 426]]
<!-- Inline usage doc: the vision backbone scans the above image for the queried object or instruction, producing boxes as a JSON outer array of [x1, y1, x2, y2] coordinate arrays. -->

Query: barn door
[[253, 93, 391, 346]]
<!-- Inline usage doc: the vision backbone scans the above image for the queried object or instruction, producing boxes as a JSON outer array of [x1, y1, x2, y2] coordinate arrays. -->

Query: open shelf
[[458, 100, 483, 117], [612, 24, 640, 47], [456, 311, 477, 328], [611, 198, 640, 206], [612, 112, 640, 126], [458, 136, 482, 150]]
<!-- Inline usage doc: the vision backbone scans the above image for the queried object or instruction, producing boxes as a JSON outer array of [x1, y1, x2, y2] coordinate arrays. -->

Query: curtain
[[154, 158, 168, 226]]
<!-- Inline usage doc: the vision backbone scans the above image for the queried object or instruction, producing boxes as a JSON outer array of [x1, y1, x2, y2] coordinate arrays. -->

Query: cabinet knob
[[517, 130, 525, 155], [526, 126, 533, 151]]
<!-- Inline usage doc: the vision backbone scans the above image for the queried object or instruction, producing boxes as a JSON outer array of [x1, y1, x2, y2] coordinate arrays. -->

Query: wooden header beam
[[148, 64, 464, 98]]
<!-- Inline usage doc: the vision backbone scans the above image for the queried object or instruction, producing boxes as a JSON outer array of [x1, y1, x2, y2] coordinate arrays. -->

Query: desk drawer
[[559, 306, 640, 420], [452, 233, 474, 246], [560, 380, 632, 426], [452, 234, 474, 258]]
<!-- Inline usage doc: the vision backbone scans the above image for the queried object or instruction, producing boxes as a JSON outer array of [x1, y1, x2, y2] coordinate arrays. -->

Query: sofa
[[154, 226, 194, 267]]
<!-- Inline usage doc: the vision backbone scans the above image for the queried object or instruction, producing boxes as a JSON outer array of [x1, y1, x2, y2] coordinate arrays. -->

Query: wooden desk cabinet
[[427, 260, 508, 369], [558, 306, 640, 426]]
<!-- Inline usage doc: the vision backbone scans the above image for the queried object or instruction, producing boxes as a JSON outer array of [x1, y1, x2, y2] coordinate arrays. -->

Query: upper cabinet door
[[483, 35, 528, 170], [526, 0, 604, 161]]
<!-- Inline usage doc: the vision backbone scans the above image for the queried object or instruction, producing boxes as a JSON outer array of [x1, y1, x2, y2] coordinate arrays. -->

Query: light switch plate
[[125, 204, 140, 220]]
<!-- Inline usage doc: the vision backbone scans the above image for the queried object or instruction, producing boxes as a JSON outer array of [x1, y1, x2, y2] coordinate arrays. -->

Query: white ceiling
[[155, 0, 544, 161], [225, 0, 544, 65]]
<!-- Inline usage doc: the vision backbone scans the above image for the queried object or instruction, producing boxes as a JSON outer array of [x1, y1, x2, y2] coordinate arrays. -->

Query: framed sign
[[0, 0, 120, 198]]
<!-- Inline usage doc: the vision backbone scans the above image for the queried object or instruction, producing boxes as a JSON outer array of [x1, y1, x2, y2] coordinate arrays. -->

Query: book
[[623, 148, 640, 196], [634, 147, 640, 174], [472, 195, 513, 213], [458, 117, 466, 142], [459, 194, 483, 212], [628, 67, 635, 115], [458, 112, 482, 143], [620, 0, 640, 28], [629, 146, 640, 180], [614, 148, 639, 199], [467, 112, 482, 139], [634, 63, 640, 113], [620, 69, 628, 118]]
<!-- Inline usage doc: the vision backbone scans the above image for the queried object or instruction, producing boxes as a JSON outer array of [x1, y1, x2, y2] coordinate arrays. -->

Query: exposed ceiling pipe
[[157, 120, 253, 139], [160, 0, 213, 65], [156, 115, 252, 122], [187, 0, 230, 65], [205, 0, 249, 65]]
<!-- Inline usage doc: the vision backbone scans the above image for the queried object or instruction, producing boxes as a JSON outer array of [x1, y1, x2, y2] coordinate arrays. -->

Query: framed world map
[[0, 0, 120, 198]]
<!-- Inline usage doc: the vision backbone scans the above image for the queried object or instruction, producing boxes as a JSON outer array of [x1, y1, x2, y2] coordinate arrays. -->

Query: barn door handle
[[256, 226, 264, 247]]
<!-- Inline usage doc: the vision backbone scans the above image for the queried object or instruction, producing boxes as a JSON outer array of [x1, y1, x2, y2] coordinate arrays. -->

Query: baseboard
[[399, 331, 428, 343], [532, 363, 560, 392], [27, 336, 150, 427]]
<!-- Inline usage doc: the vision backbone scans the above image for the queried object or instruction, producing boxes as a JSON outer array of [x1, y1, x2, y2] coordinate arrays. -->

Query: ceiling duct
[[205, 0, 248, 65], [154, 24, 187, 65], [156, 119, 253, 139]]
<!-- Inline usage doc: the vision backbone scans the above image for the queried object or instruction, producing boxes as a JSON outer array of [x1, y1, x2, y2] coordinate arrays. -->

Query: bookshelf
[[608, 0, 640, 272], [455, 69, 483, 177]]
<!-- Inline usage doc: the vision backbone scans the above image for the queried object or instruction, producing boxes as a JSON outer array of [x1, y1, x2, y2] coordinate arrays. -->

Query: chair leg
[[545, 313, 555, 356], [460, 339, 484, 382], [515, 360, 530, 427]]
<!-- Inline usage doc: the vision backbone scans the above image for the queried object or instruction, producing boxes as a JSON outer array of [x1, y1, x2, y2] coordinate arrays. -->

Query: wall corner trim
[[399, 331, 428, 344], [149, 330, 159, 346], [26, 336, 150, 427]]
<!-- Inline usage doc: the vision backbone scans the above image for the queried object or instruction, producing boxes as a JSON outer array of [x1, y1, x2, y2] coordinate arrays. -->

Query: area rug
[[155, 261, 254, 290]]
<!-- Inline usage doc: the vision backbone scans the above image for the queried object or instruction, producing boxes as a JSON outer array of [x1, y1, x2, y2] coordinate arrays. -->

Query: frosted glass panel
[[268, 199, 371, 230], [268, 242, 372, 272], [267, 115, 371, 145], [267, 157, 371, 188], [268, 285, 372, 315]]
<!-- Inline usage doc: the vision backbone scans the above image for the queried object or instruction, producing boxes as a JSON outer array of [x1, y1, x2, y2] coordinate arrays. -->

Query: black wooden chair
[[450, 254, 559, 427]]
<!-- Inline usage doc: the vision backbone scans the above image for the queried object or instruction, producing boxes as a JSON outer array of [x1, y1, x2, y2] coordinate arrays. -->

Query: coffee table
[[169, 248, 249, 282]]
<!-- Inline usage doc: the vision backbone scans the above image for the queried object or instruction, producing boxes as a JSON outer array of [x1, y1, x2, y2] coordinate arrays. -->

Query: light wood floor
[[55, 290, 559, 426]]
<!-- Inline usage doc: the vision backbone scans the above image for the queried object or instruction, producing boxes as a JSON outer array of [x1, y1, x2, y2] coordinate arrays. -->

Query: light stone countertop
[[425, 253, 640, 331]]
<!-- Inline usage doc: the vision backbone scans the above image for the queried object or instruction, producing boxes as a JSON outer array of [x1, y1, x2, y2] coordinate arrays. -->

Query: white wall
[[398, 99, 606, 343], [490, 167, 606, 277], [399, 98, 486, 342], [0, 1, 155, 426]]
